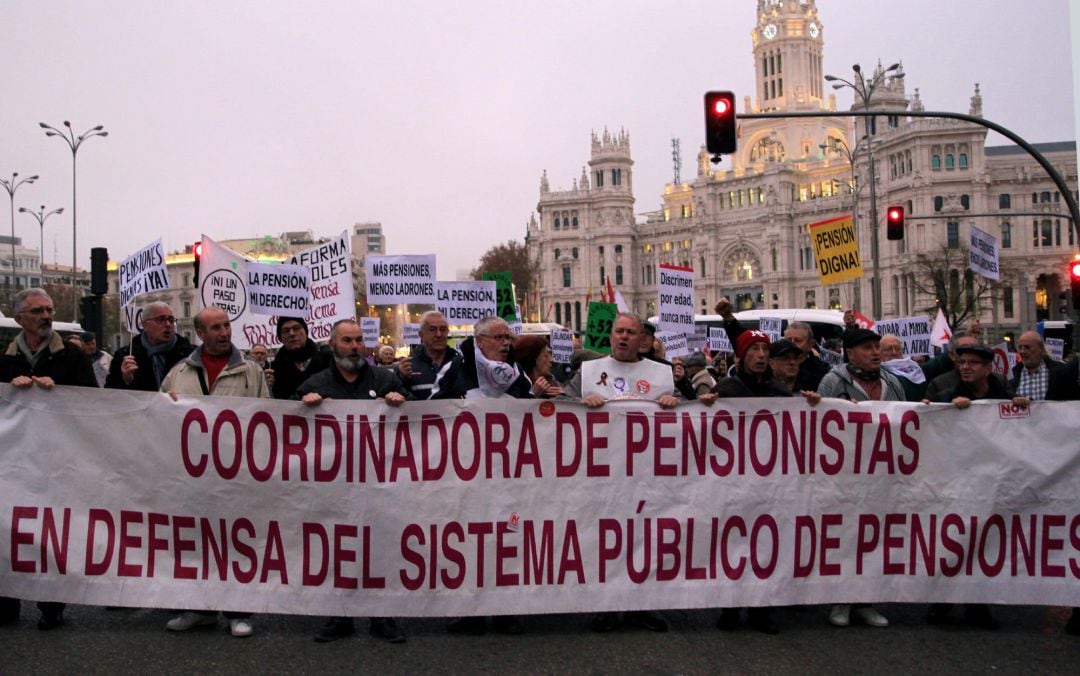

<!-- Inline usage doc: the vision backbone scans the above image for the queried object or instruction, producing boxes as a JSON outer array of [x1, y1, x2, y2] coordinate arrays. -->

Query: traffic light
[[192, 241, 203, 288], [886, 206, 905, 240], [79, 294, 101, 336], [1069, 256, 1080, 310], [704, 91, 737, 155], [90, 247, 109, 295]]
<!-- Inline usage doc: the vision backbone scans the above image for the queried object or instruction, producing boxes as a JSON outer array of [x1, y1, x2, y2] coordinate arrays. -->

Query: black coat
[[1, 332, 97, 387], [270, 339, 334, 399], [105, 333, 195, 392]]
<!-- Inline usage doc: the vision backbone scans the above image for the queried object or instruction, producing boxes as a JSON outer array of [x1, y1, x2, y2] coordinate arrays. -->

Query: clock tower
[[752, 0, 825, 112]]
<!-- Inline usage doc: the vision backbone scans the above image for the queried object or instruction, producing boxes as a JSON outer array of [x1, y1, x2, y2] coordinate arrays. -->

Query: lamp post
[[1, 173, 39, 302], [40, 121, 108, 321], [19, 205, 65, 269], [820, 136, 866, 310], [825, 62, 903, 320]]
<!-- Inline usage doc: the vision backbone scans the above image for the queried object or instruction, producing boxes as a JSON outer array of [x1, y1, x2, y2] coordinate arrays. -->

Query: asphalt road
[[3, 603, 1078, 674]]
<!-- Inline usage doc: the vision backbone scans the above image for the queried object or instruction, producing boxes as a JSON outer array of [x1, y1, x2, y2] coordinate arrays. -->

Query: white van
[[0, 317, 87, 352]]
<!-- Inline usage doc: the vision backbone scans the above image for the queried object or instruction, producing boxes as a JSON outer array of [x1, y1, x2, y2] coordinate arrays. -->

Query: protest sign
[[361, 317, 381, 346], [870, 316, 933, 357], [709, 327, 733, 353], [657, 330, 689, 358], [3, 386, 1078, 616], [969, 225, 1000, 281], [758, 317, 784, 342], [246, 261, 311, 319], [118, 239, 169, 309], [584, 302, 618, 354], [1046, 337, 1065, 362], [549, 329, 574, 364], [435, 281, 497, 326], [809, 215, 863, 285], [482, 271, 517, 322], [403, 323, 421, 347], [657, 264, 695, 336], [366, 255, 437, 305], [287, 232, 356, 343]]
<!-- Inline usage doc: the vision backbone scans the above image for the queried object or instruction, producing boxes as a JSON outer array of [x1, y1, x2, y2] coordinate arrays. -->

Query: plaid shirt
[[1015, 361, 1049, 399]]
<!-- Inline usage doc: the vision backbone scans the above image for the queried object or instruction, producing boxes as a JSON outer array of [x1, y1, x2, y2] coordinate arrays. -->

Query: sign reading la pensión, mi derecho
[[1, 385, 1077, 617]]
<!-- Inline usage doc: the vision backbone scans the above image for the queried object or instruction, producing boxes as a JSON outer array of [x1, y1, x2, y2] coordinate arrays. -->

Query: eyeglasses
[[147, 315, 177, 325], [25, 306, 56, 315], [479, 333, 514, 342]]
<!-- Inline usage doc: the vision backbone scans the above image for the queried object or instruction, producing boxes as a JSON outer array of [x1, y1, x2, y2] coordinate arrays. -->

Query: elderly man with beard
[[0, 289, 96, 630], [295, 319, 409, 645], [106, 301, 194, 392], [1011, 330, 1063, 400], [560, 312, 677, 634], [815, 328, 899, 629], [158, 306, 269, 638], [879, 334, 927, 401], [269, 316, 333, 399]]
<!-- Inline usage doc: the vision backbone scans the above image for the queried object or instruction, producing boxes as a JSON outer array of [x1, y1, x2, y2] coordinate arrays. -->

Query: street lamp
[[825, 62, 903, 319], [820, 136, 866, 309], [19, 205, 65, 269], [1, 173, 39, 302], [40, 120, 108, 321]]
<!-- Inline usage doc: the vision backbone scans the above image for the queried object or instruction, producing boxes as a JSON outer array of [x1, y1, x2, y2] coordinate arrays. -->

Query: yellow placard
[[808, 215, 863, 285]]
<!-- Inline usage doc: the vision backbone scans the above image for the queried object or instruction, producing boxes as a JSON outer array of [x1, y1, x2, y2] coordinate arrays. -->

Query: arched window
[[1001, 222, 1012, 248], [931, 154, 941, 170], [574, 302, 582, 331], [554, 248, 560, 260], [615, 265, 623, 285], [555, 303, 561, 324], [945, 154, 955, 170], [934, 196, 943, 212], [959, 153, 968, 169]]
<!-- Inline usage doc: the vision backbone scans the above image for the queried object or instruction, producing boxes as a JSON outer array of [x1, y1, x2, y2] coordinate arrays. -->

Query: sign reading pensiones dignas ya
[[1, 386, 1078, 616]]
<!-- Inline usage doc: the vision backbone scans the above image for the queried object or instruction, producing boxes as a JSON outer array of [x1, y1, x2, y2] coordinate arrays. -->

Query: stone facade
[[526, 0, 1078, 343]]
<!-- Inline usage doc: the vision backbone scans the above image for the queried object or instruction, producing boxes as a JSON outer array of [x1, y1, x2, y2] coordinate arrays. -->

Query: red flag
[[605, 276, 615, 304]]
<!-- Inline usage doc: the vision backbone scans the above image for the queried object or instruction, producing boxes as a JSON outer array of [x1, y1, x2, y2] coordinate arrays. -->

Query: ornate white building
[[526, 0, 1078, 343]]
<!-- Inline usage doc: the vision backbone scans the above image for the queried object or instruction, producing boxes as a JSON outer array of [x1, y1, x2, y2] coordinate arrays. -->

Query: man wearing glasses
[[396, 310, 466, 400], [0, 288, 96, 630], [105, 301, 194, 392]]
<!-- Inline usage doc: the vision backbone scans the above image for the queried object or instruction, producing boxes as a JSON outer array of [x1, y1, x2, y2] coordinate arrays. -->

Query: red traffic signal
[[704, 91, 737, 155], [1070, 257, 1080, 310], [1069, 258, 1080, 281], [192, 240, 203, 288], [886, 206, 905, 240]]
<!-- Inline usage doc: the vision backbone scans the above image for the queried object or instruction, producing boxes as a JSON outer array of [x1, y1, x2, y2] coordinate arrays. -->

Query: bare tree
[[470, 239, 539, 305], [909, 243, 1007, 329]]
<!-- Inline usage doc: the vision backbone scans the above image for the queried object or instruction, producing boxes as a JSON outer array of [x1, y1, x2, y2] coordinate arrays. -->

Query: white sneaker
[[854, 606, 889, 627], [828, 604, 851, 627], [166, 611, 217, 631], [230, 618, 254, 637]]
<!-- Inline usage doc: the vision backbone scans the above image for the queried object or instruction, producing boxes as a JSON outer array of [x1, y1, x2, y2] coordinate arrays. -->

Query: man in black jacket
[[1011, 330, 1063, 400], [105, 301, 194, 392], [396, 310, 466, 399], [296, 319, 409, 645], [270, 316, 333, 399], [0, 289, 96, 630]]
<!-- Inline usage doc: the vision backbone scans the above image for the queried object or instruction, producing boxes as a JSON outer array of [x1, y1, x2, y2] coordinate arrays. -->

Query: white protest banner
[[366, 255, 436, 305], [870, 316, 933, 357], [930, 308, 952, 349], [709, 327, 733, 353], [969, 225, 1000, 281], [435, 281, 497, 326], [200, 234, 355, 350], [1046, 337, 1065, 361], [2, 385, 1078, 616], [509, 321, 524, 336], [549, 329, 574, 364], [403, 323, 421, 347], [657, 263, 695, 336], [688, 323, 708, 351], [122, 305, 145, 334], [657, 330, 690, 358], [118, 239, 169, 309], [991, 342, 1018, 377], [288, 232, 356, 343], [820, 347, 844, 368], [361, 317, 381, 346], [758, 316, 784, 342], [246, 261, 311, 319]]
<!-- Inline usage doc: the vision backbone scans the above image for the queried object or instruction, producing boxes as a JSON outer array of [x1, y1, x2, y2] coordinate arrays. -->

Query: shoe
[[230, 619, 254, 637], [625, 610, 668, 633], [314, 617, 355, 642], [491, 615, 524, 635], [963, 604, 1000, 630], [166, 611, 217, 631], [591, 612, 619, 633], [37, 607, 64, 631], [1066, 608, 1080, 636], [927, 604, 952, 625], [716, 608, 741, 631], [828, 604, 850, 627], [747, 608, 780, 635], [369, 617, 406, 644], [853, 606, 889, 628], [446, 616, 486, 636]]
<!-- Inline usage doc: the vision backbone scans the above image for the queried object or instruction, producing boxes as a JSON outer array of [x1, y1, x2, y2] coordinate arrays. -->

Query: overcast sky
[[3, 0, 1075, 278]]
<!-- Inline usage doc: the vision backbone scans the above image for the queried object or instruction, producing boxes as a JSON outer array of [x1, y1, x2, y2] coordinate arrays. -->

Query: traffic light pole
[[739, 109, 1080, 250]]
